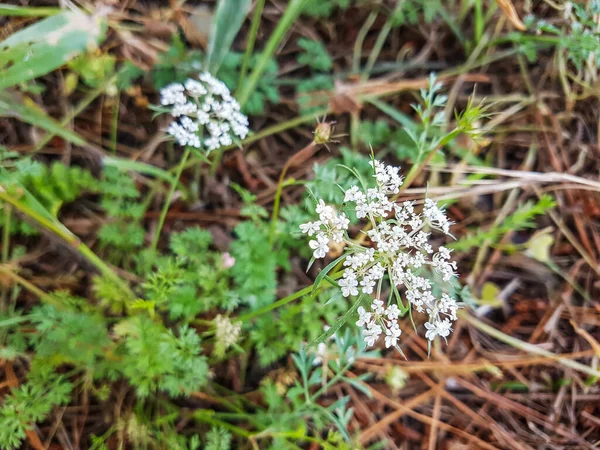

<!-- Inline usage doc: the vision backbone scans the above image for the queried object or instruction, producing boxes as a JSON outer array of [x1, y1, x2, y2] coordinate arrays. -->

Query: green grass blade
[[0, 4, 61, 16], [206, 0, 252, 75], [237, 0, 307, 107]]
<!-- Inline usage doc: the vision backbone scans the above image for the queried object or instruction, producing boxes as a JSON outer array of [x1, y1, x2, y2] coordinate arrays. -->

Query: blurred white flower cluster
[[160, 72, 249, 152], [300, 159, 460, 350], [214, 315, 242, 354]]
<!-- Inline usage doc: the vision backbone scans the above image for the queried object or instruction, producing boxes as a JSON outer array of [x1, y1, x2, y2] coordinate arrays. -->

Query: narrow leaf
[[307, 295, 364, 349], [312, 253, 349, 294], [206, 0, 252, 74]]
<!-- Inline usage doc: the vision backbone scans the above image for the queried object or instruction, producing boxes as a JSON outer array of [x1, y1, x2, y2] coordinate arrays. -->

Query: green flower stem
[[237, 284, 313, 323], [183, 109, 327, 171], [310, 361, 353, 401], [150, 147, 192, 252], [269, 142, 317, 247], [238, 271, 343, 323], [458, 310, 600, 378], [193, 410, 252, 438], [0, 188, 133, 299]]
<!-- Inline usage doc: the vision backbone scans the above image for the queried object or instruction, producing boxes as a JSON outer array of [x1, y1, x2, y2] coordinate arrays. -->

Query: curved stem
[[269, 142, 316, 247], [151, 147, 192, 252], [0, 187, 133, 298]]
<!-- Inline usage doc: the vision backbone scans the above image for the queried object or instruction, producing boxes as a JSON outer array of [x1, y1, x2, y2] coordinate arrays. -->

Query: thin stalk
[[238, 0, 266, 89], [352, 11, 377, 74], [269, 142, 316, 247], [0, 314, 32, 328], [238, 271, 343, 322], [183, 109, 327, 170], [310, 361, 352, 401], [237, 284, 314, 322], [33, 72, 119, 153], [193, 411, 252, 438], [0, 264, 61, 307], [362, 0, 403, 80], [0, 4, 61, 16], [473, 0, 484, 48], [110, 91, 120, 154], [0, 189, 132, 298], [2, 205, 10, 263], [1, 205, 11, 311], [237, 0, 307, 107], [150, 147, 192, 252], [458, 310, 600, 378]]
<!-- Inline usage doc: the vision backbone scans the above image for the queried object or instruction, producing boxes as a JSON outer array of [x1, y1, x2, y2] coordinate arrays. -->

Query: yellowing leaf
[[524, 232, 554, 263], [478, 282, 503, 307]]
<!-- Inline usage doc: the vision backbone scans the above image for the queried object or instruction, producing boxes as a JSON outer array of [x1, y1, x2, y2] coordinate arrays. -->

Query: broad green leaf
[[0, 10, 106, 90], [0, 91, 87, 146], [206, 0, 252, 74]]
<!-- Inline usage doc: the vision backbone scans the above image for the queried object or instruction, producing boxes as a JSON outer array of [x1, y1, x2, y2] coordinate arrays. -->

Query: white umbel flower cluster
[[301, 159, 460, 349], [214, 315, 242, 353], [160, 72, 249, 152]]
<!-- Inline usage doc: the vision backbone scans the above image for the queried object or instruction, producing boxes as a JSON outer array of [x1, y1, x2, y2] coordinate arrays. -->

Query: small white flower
[[356, 306, 372, 327], [309, 234, 329, 259], [339, 273, 359, 297], [384, 324, 401, 348], [363, 324, 382, 347], [300, 221, 321, 236], [386, 304, 401, 320], [221, 252, 236, 269]]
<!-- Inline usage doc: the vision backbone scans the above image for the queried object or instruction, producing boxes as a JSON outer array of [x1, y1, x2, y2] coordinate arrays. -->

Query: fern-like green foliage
[[301, 0, 351, 18], [29, 304, 112, 372], [97, 166, 145, 253], [218, 51, 279, 116], [204, 427, 232, 450], [296, 38, 332, 72], [0, 368, 72, 450], [519, 2, 600, 70], [230, 220, 280, 309], [450, 194, 557, 252], [22, 161, 97, 216], [0, 157, 98, 235], [114, 318, 208, 397]]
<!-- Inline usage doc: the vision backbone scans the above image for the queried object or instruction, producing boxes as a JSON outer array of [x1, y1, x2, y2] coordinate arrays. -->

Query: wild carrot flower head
[[301, 158, 460, 351], [160, 72, 249, 152]]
